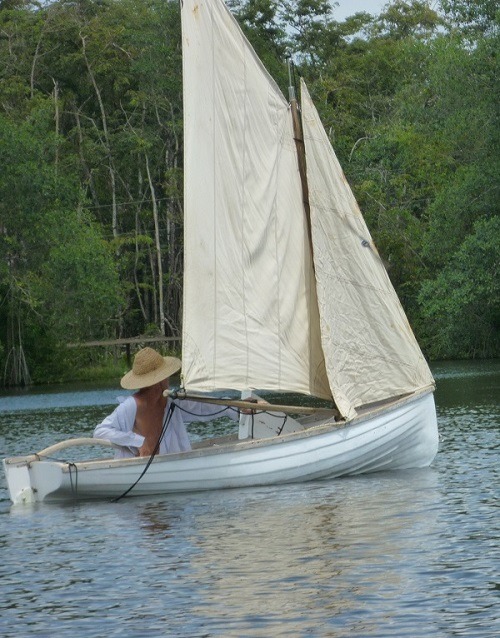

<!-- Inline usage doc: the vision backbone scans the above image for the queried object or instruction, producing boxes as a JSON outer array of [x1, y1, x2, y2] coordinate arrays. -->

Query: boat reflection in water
[[128, 469, 442, 636]]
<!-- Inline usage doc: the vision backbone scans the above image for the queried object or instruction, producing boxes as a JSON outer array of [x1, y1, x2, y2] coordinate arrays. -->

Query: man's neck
[[136, 384, 166, 404]]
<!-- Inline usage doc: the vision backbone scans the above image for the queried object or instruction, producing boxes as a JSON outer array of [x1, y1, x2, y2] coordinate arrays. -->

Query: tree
[[419, 217, 500, 358], [374, 0, 443, 39], [0, 112, 122, 383], [228, 0, 288, 85], [440, 0, 500, 36], [1, 0, 498, 383]]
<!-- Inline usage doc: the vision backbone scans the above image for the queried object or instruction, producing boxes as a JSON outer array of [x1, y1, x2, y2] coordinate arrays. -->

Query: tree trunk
[[145, 154, 165, 336]]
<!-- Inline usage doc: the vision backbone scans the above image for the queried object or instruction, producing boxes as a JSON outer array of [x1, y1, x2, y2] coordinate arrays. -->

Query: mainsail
[[181, 0, 434, 418], [181, 0, 330, 399]]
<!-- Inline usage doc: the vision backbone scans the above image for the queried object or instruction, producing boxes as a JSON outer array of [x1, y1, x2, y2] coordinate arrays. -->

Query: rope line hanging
[[112, 402, 176, 502]]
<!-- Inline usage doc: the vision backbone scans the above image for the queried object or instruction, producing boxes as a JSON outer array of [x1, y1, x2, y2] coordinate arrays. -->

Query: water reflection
[[90, 470, 449, 637], [138, 502, 174, 539], [179, 473, 444, 636], [0, 361, 499, 637], [433, 359, 499, 411]]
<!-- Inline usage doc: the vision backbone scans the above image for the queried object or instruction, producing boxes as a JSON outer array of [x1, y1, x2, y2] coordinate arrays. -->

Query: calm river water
[[0, 361, 498, 637]]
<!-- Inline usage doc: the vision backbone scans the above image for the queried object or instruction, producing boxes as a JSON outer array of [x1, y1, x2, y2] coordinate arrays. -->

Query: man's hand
[[240, 398, 266, 415], [139, 440, 157, 457]]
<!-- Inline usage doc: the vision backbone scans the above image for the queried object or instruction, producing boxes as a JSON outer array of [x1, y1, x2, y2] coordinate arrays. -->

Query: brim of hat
[[120, 356, 181, 390]]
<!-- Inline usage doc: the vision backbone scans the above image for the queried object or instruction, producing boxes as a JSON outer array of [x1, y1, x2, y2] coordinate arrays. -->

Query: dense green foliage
[[0, 0, 498, 384]]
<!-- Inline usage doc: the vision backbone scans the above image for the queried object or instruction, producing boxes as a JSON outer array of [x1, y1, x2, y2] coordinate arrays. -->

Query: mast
[[288, 60, 314, 258]]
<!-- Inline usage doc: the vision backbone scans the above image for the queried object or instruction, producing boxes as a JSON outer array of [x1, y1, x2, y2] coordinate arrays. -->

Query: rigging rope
[[112, 402, 176, 502], [68, 462, 78, 496]]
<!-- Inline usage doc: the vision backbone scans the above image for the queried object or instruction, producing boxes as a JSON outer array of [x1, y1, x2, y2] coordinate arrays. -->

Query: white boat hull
[[3, 391, 438, 504]]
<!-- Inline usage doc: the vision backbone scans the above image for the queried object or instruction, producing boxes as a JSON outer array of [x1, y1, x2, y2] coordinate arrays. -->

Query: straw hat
[[120, 347, 181, 390]]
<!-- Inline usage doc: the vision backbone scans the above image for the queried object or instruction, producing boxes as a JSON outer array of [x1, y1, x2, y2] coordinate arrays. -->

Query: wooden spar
[[164, 390, 339, 417], [4, 438, 113, 465], [288, 60, 314, 260]]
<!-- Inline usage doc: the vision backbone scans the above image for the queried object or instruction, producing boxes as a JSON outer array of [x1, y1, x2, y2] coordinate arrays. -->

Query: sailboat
[[3, 0, 438, 505]]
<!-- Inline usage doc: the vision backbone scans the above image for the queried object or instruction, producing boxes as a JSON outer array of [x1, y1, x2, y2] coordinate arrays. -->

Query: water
[[0, 362, 498, 637]]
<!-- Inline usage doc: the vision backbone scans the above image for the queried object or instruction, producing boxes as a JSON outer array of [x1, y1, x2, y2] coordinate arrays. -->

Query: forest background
[[0, 0, 498, 386]]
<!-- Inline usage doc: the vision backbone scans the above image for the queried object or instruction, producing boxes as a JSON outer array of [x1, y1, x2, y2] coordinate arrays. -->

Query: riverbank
[[0, 349, 500, 392], [1, 341, 182, 389]]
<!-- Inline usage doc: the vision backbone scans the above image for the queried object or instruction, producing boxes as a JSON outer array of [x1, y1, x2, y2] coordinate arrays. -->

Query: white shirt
[[94, 395, 237, 458]]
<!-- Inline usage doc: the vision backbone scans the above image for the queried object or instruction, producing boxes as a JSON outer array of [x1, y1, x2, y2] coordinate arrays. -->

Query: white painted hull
[[3, 391, 438, 505]]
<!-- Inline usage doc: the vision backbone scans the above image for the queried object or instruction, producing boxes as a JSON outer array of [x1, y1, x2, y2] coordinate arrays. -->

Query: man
[[94, 347, 237, 458]]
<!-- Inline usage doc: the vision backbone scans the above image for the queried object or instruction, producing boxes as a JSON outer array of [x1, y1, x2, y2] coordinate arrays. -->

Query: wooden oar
[[164, 390, 338, 417]]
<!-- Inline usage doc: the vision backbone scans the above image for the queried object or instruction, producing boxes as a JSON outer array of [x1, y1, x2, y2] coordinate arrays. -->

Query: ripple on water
[[0, 364, 499, 637]]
